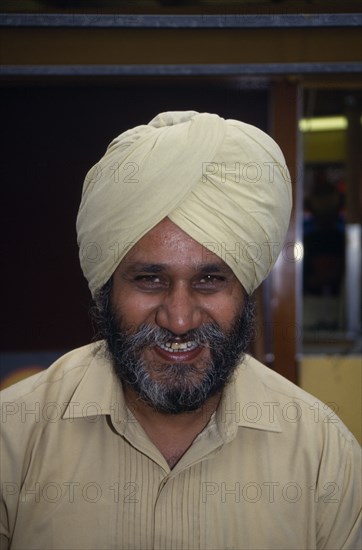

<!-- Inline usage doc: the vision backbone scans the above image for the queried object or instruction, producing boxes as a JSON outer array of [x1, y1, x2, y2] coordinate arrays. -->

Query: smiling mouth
[[157, 340, 199, 353]]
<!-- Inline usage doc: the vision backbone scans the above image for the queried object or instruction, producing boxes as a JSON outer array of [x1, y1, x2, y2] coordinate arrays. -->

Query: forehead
[[119, 217, 227, 271]]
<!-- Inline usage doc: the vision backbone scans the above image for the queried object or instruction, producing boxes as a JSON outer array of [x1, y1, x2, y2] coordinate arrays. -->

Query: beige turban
[[77, 111, 292, 296]]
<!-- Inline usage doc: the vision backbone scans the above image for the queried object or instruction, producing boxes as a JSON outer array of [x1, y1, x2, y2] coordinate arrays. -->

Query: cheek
[[199, 298, 243, 330], [112, 291, 161, 326], [205, 285, 244, 321]]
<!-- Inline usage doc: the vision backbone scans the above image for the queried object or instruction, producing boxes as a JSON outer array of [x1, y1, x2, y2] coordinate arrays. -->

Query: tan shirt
[[1, 343, 361, 550]]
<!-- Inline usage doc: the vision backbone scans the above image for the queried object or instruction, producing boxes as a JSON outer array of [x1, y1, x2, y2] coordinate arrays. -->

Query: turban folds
[[77, 111, 292, 296]]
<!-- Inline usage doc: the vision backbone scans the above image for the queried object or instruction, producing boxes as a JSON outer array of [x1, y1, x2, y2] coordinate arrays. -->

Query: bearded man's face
[[94, 218, 254, 414]]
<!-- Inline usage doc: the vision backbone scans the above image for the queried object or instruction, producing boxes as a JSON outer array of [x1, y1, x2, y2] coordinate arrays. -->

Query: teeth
[[158, 341, 199, 352]]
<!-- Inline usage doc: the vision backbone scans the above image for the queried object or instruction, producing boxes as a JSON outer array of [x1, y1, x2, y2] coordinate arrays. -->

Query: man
[[1, 111, 361, 549]]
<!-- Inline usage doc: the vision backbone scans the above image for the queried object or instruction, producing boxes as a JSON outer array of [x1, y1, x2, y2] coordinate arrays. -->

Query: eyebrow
[[127, 264, 165, 273], [125, 262, 233, 274], [197, 263, 232, 274]]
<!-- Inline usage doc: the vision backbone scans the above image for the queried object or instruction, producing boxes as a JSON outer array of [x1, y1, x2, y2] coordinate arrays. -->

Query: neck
[[124, 387, 221, 468]]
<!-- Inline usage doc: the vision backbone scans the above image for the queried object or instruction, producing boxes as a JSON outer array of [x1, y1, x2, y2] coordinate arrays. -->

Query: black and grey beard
[[92, 280, 255, 415]]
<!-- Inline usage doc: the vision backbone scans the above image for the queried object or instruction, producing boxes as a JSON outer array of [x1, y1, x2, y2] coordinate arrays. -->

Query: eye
[[199, 275, 222, 283], [194, 274, 227, 291], [133, 274, 167, 290]]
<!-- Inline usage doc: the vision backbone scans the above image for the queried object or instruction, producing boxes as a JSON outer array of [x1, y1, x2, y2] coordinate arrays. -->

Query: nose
[[155, 283, 203, 335]]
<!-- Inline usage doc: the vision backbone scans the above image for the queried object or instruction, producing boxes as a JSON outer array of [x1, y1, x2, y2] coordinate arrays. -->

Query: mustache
[[118, 323, 227, 352]]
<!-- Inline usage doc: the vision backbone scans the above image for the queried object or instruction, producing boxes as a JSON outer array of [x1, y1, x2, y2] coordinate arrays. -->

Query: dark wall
[[1, 77, 268, 351]]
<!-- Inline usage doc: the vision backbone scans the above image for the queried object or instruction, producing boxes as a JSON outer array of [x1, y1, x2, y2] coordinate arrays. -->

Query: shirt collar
[[62, 342, 128, 421], [216, 354, 282, 442]]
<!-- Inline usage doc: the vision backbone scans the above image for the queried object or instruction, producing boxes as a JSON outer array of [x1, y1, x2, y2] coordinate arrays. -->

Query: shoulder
[[237, 354, 358, 446], [0, 341, 112, 482], [234, 356, 362, 549], [233, 355, 361, 504], [0, 342, 103, 406]]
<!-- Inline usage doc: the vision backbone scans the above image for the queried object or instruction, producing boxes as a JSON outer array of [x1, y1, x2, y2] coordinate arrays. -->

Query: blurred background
[[0, 0, 361, 443]]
